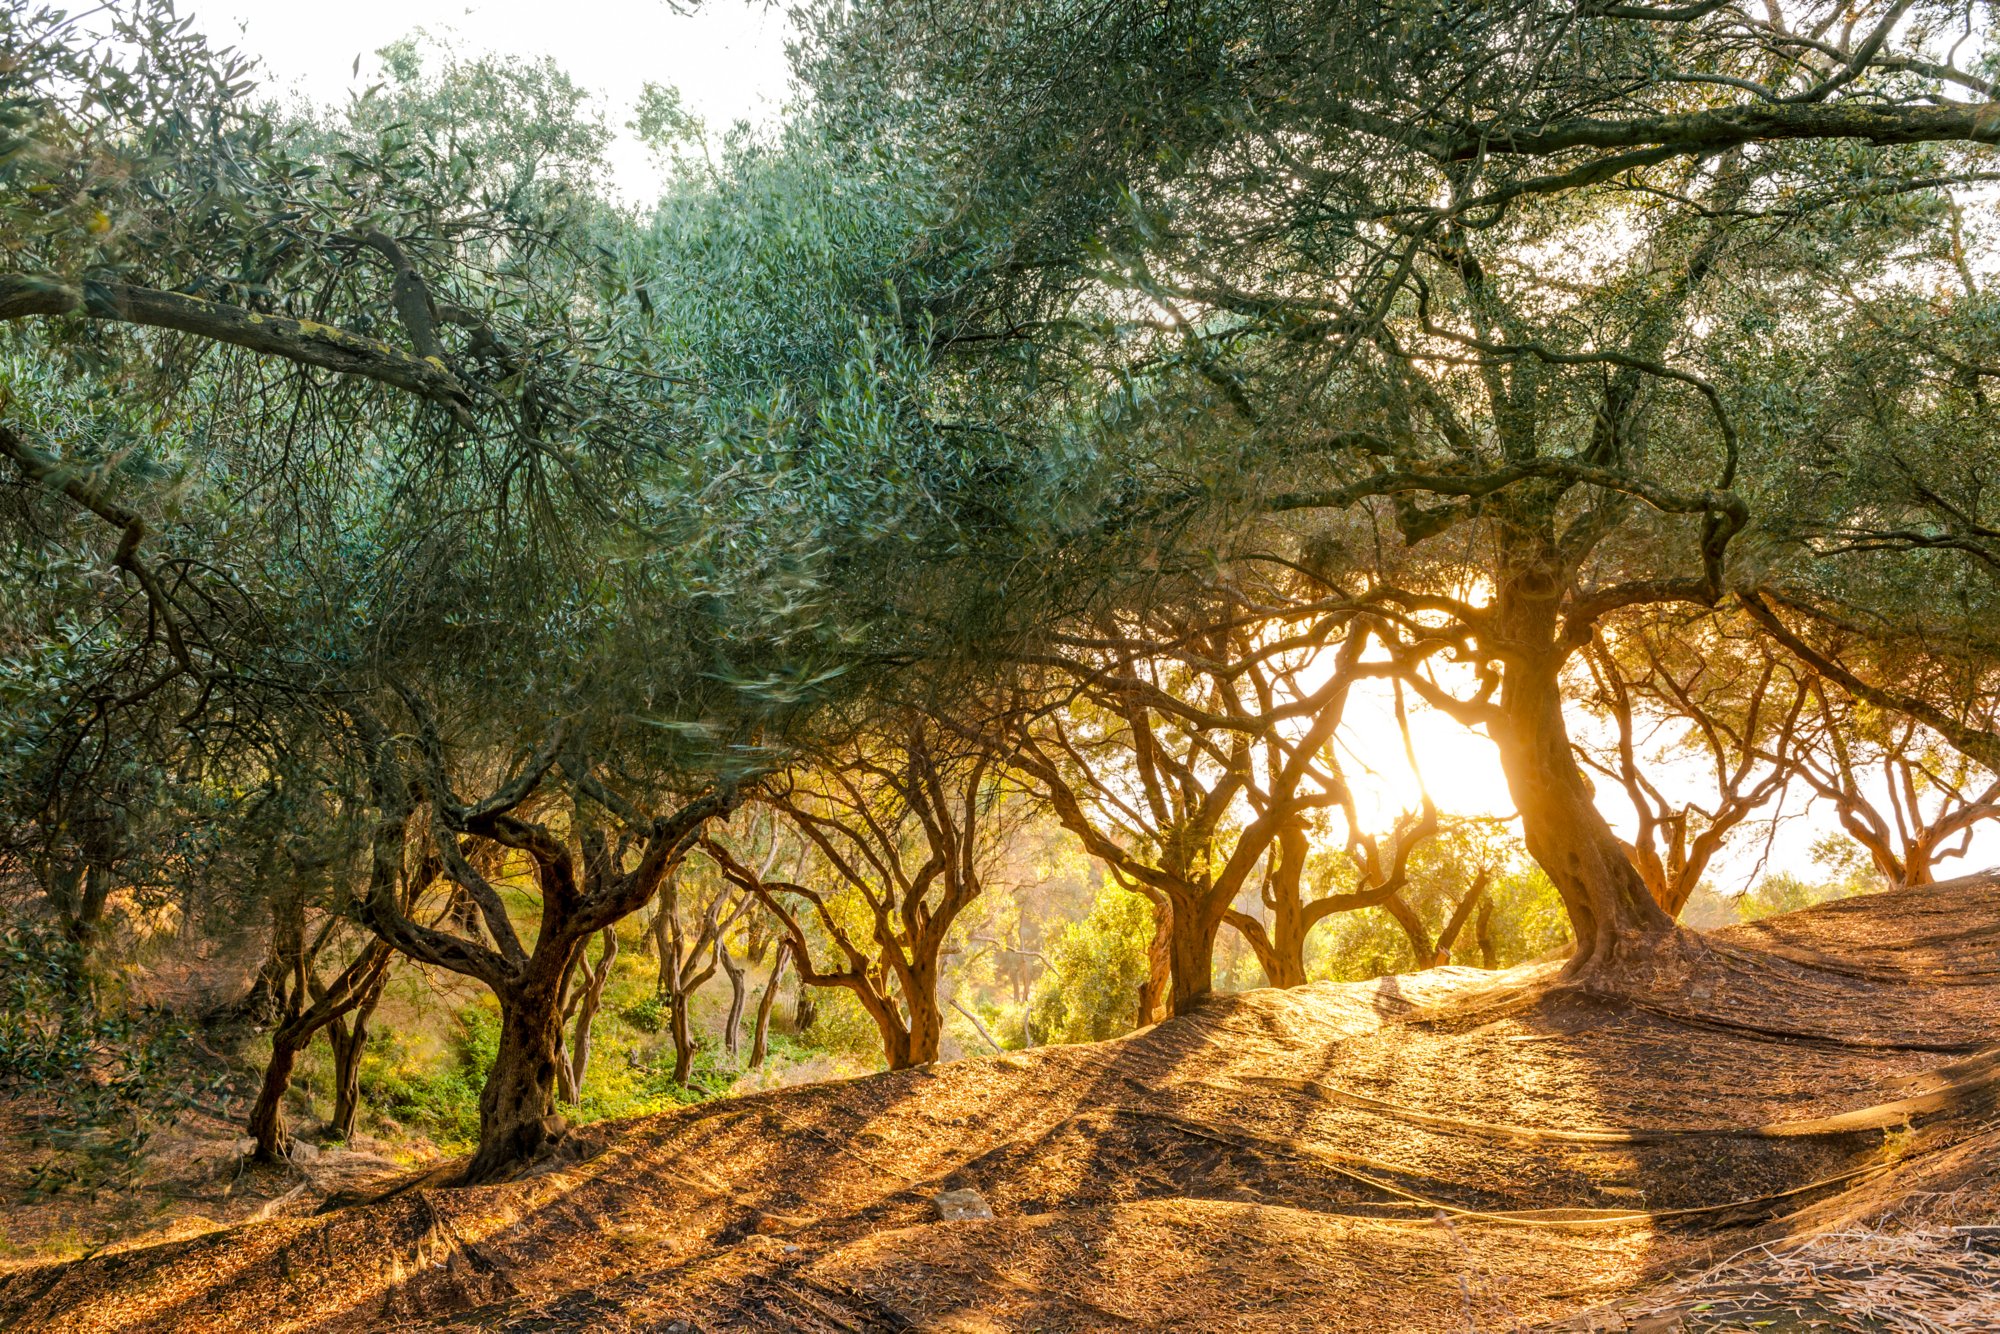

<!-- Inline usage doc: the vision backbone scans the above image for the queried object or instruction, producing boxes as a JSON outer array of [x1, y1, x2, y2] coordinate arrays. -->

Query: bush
[[617, 994, 668, 1034], [1029, 887, 1152, 1045], [0, 923, 215, 1190], [358, 1002, 498, 1149]]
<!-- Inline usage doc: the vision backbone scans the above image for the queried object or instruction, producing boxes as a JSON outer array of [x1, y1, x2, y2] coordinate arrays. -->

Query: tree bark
[[1491, 551, 1675, 974], [461, 952, 575, 1186], [718, 942, 747, 1060], [750, 941, 787, 1069], [1138, 891, 1172, 1025], [1166, 893, 1224, 1014], [560, 927, 618, 1105], [668, 985, 698, 1086], [247, 1031, 306, 1163], [246, 943, 393, 1162], [1384, 894, 1435, 969], [327, 970, 386, 1142]]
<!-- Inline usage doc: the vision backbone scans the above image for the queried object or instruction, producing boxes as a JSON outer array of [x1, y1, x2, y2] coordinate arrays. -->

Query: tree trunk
[[718, 943, 747, 1060], [1384, 894, 1435, 970], [651, 906, 674, 996], [900, 960, 942, 1067], [461, 958, 573, 1186], [1265, 823, 1311, 987], [668, 987, 697, 1085], [327, 972, 386, 1142], [1491, 554, 1675, 974], [1432, 871, 1492, 967], [246, 944, 392, 1161], [1166, 893, 1224, 1015], [247, 1028, 307, 1162], [1137, 890, 1172, 1025], [562, 927, 618, 1103], [750, 941, 787, 1069], [794, 983, 818, 1035], [1476, 898, 1498, 969]]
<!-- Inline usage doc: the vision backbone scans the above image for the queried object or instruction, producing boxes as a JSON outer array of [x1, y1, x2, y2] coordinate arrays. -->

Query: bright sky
[[186, 0, 793, 198]]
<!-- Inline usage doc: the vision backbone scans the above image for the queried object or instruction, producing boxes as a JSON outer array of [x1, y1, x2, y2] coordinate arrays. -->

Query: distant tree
[[707, 717, 1013, 1069], [1576, 614, 1807, 917]]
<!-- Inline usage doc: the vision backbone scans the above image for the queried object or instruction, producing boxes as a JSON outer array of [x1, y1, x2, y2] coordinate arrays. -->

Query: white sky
[[186, 0, 794, 198]]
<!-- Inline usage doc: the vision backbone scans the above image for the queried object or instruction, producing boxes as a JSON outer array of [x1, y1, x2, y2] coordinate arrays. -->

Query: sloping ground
[[6, 876, 2000, 1333]]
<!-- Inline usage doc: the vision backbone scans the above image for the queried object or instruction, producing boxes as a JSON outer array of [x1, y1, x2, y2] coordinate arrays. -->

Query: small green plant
[[0, 923, 216, 1192], [616, 995, 668, 1034], [357, 1003, 499, 1149]]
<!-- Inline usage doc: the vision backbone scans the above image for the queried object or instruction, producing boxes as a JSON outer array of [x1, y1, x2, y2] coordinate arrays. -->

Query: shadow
[[8, 877, 2000, 1330]]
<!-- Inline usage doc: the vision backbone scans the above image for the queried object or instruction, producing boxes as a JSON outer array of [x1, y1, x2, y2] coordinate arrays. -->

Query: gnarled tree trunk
[[718, 941, 748, 1060], [327, 969, 387, 1141], [462, 948, 577, 1186], [1492, 552, 1675, 975]]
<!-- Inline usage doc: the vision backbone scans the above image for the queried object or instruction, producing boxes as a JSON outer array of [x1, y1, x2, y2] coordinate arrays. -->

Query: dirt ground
[[4, 874, 2000, 1332]]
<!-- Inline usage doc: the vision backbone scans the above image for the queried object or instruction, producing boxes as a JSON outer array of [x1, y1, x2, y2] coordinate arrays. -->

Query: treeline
[[2, 0, 1998, 1186]]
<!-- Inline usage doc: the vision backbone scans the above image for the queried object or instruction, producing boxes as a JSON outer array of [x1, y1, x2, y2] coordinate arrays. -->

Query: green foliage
[[801, 987, 891, 1061], [1029, 886, 1152, 1044], [0, 923, 216, 1190], [1736, 873, 1862, 923], [616, 995, 669, 1035], [360, 1004, 500, 1149]]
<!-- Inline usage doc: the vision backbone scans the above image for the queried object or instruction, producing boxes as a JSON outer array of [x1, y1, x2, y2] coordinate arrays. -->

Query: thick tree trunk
[[1137, 891, 1172, 1025], [750, 941, 787, 1069], [1166, 894, 1224, 1015], [794, 983, 818, 1035], [1491, 551, 1675, 975], [461, 957, 573, 1186], [901, 961, 942, 1067], [1476, 898, 1498, 970]]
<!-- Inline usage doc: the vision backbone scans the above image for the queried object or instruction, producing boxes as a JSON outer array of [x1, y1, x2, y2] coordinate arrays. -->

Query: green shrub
[[358, 1002, 498, 1149], [0, 923, 215, 1190], [617, 994, 668, 1034], [1029, 887, 1152, 1045]]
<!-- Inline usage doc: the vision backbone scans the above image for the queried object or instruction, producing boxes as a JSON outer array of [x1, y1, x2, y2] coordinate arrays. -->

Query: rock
[[932, 1188, 994, 1221]]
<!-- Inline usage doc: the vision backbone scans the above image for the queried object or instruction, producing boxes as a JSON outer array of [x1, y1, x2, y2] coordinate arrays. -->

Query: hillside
[[5, 875, 2000, 1333]]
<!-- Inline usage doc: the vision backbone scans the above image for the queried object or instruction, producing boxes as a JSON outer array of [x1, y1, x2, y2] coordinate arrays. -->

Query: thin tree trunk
[[247, 1028, 307, 1162], [750, 940, 787, 1069], [327, 970, 387, 1141], [718, 943, 747, 1060], [1476, 898, 1498, 970], [245, 943, 392, 1162], [1137, 890, 1172, 1025], [669, 986, 697, 1085], [1431, 870, 1492, 968], [1383, 894, 1435, 970], [561, 926, 618, 1104]]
